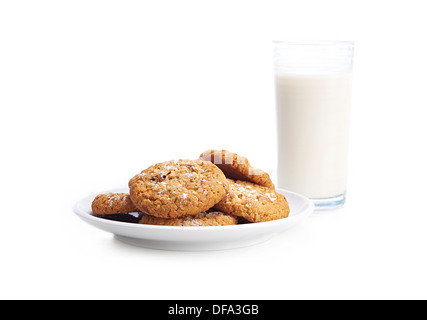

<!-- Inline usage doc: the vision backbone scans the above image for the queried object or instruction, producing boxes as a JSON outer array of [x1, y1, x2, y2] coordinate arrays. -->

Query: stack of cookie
[[91, 150, 290, 226]]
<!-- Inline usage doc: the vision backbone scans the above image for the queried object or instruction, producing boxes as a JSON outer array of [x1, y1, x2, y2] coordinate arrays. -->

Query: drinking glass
[[273, 40, 354, 210]]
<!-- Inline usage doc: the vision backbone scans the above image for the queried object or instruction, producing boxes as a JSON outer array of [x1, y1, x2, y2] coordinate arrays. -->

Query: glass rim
[[273, 39, 354, 47]]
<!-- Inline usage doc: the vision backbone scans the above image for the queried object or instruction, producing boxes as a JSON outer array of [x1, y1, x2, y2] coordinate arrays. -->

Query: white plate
[[73, 188, 314, 251]]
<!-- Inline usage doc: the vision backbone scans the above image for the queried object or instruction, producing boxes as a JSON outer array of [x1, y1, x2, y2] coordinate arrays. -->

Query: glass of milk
[[273, 40, 354, 210]]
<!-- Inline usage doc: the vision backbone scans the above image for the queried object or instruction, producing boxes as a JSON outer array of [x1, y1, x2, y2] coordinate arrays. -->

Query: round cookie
[[214, 179, 290, 222], [129, 159, 229, 219], [140, 211, 238, 226], [91, 193, 142, 223], [91, 193, 139, 215], [199, 149, 275, 189]]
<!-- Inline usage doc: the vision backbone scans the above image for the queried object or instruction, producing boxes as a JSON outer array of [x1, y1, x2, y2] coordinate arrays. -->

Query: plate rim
[[73, 187, 314, 232]]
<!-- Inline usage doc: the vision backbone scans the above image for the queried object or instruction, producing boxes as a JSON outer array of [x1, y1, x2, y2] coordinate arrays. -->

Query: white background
[[1, 0, 426, 300]]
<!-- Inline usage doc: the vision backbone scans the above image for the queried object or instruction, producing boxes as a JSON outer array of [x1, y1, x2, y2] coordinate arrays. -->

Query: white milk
[[275, 73, 352, 199]]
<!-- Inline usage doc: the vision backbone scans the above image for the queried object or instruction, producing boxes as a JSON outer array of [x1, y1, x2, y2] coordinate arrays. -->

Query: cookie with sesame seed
[[139, 211, 238, 226], [199, 149, 275, 189], [214, 179, 289, 223], [91, 193, 143, 223], [129, 159, 229, 219]]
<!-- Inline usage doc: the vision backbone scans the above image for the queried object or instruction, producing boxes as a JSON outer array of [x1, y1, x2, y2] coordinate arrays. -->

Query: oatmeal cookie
[[140, 211, 238, 226], [199, 149, 275, 189], [129, 159, 229, 219], [214, 179, 289, 222], [91, 193, 138, 215], [91, 193, 142, 223]]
